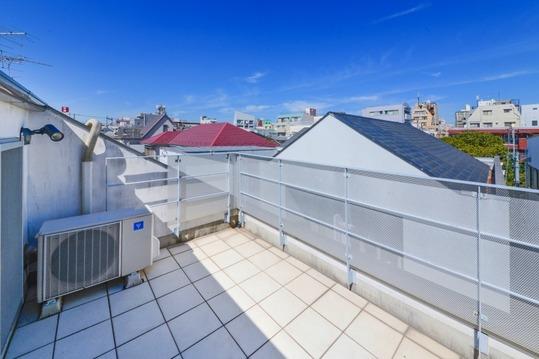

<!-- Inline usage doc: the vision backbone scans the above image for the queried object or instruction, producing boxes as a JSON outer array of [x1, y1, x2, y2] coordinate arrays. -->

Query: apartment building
[[274, 109, 318, 138], [455, 104, 473, 128], [411, 101, 440, 135], [234, 111, 257, 131], [521, 104, 539, 127], [361, 103, 411, 123], [466, 99, 520, 128]]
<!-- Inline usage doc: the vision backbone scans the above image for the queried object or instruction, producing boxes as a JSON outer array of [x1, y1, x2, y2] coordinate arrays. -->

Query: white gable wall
[[276, 114, 426, 177]]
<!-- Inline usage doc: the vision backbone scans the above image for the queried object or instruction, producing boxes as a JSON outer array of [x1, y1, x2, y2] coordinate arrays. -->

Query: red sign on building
[[61, 106, 70, 113]]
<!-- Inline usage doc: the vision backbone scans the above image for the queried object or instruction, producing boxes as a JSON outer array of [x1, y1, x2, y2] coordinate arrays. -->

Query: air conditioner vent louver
[[43, 223, 120, 300]]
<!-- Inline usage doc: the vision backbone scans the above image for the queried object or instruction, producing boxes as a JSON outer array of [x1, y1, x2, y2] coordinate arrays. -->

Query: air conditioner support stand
[[40, 297, 62, 319], [125, 271, 144, 289]]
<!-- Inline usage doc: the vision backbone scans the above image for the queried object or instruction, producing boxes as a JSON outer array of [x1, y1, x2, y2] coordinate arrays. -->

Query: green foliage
[[443, 132, 526, 186], [441, 132, 506, 157], [504, 153, 526, 187]]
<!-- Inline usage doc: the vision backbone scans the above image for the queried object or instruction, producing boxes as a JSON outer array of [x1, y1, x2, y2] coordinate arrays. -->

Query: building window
[[483, 123, 493, 128], [503, 108, 512, 113], [504, 122, 513, 127], [483, 110, 493, 115], [533, 120, 538, 126], [163, 124, 169, 132]]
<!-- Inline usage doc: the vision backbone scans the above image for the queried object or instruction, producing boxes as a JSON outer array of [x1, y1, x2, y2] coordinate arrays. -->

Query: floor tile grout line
[[252, 282, 334, 358], [113, 321, 167, 353], [169, 247, 250, 358], [104, 285, 119, 359], [391, 331, 407, 359], [15, 288, 110, 330], [402, 328, 449, 359], [143, 272, 182, 359], [239, 236, 376, 358], [318, 305, 377, 359], [11, 341, 55, 359], [54, 317, 110, 346], [340, 307, 395, 359], [228, 239, 330, 358], [51, 308, 60, 358], [144, 259, 182, 281]]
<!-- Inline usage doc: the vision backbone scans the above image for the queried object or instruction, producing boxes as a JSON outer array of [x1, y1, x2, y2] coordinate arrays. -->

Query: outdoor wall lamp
[[20, 124, 64, 145]]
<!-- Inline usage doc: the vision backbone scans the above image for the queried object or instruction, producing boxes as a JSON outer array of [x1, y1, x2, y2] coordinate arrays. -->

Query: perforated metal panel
[[238, 154, 539, 356], [41, 223, 120, 302]]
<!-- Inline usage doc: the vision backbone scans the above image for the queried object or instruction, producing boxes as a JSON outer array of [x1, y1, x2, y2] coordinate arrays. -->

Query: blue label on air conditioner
[[133, 221, 144, 231]]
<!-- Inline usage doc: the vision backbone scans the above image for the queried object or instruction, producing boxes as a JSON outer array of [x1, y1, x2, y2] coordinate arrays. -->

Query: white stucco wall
[[276, 114, 426, 177], [0, 98, 170, 245]]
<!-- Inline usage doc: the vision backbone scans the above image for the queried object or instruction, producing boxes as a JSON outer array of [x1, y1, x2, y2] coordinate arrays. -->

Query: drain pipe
[[81, 119, 101, 214]]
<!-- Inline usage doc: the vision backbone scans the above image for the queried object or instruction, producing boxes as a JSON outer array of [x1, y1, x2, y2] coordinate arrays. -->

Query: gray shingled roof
[[278, 112, 490, 183], [331, 112, 490, 182]]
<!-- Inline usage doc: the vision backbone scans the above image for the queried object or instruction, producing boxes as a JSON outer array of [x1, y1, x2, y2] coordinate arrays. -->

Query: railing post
[[475, 185, 488, 357], [176, 155, 181, 237], [278, 159, 285, 249], [105, 158, 108, 211], [344, 168, 353, 289], [225, 154, 231, 223], [238, 154, 245, 227]]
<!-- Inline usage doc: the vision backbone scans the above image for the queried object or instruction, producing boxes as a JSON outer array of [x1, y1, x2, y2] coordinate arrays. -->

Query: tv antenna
[[0, 30, 50, 75], [0, 50, 51, 74]]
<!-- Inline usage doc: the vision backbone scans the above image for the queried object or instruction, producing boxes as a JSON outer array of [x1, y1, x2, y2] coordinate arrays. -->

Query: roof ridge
[[210, 122, 228, 146]]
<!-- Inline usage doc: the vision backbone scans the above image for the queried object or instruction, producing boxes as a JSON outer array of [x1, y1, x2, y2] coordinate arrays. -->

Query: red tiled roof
[[141, 123, 278, 147]]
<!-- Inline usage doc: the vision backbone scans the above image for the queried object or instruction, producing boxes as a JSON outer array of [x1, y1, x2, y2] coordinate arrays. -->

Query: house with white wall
[[276, 112, 490, 182], [0, 70, 169, 355]]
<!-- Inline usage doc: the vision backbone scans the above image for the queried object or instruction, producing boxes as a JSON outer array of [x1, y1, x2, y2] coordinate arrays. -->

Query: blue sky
[[2, 1, 539, 124]]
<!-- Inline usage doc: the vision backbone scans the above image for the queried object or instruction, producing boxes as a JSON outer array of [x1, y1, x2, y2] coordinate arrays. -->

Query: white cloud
[[282, 100, 330, 113], [344, 95, 379, 103], [372, 3, 431, 24], [243, 104, 271, 112], [245, 71, 266, 84], [95, 89, 109, 95], [430, 72, 442, 77], [481, 71, 530, 81]]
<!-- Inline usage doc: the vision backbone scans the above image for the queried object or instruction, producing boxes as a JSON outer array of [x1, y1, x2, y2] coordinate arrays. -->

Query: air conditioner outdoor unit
[[37, 208, 153, 304]]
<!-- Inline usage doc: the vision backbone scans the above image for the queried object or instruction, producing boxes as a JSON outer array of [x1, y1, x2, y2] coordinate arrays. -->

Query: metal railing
[[237, 153, 539, 356], [104, 151, 539, 355], [105, 153, 234, 238]]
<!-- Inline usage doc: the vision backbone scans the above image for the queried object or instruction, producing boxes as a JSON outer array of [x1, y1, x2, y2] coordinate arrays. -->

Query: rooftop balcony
[[5, 152, 539, 358], [8, 228, 460, 359]]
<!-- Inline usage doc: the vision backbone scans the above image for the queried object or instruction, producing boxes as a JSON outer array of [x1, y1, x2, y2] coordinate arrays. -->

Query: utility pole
[[512, 127, 520, 187]]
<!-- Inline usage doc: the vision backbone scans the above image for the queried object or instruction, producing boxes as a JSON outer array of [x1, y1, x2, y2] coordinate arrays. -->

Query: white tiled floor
[[7, 228, 460, 359]]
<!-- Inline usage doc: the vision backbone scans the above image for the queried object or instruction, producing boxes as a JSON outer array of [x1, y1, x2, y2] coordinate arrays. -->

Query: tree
[[441, 132, 506, 157], [442, 132, 525, 186]]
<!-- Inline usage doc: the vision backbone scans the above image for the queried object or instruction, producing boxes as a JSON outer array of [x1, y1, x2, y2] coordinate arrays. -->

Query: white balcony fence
[[105, 152, 539, 355]]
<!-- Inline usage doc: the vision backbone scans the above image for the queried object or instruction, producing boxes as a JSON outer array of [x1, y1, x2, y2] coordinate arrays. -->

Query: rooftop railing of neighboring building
[[105, 152, 539, 356]]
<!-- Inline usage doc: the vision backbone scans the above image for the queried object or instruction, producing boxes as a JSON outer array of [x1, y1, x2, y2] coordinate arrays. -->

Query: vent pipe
[[81, 119, 102, 214]]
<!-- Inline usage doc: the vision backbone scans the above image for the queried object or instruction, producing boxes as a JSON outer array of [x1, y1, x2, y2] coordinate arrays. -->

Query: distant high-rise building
[[305, 107, 317, 117], [361, 103, 411, 123]]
